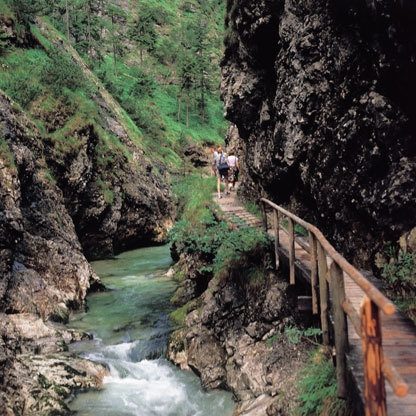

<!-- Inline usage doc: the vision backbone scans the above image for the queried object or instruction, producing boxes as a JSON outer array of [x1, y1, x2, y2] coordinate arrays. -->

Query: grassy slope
[[0, 0, 226, 172]]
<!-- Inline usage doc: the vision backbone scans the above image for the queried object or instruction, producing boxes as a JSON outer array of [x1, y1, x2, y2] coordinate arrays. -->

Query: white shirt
[[227, 155, 238, 167]]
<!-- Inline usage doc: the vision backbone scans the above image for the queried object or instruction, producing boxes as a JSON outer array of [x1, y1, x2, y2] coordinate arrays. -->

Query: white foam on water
[[103, 342, 134, 360], [98, 359, 200, 416]]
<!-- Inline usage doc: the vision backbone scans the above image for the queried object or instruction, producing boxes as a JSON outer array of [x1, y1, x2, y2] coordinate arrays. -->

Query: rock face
[[168, 251, 309, 415], [0, 313, 108, 415], [0, 89, 172, 413], [221, 0, 416, 265], [0, 93, 99, 318]]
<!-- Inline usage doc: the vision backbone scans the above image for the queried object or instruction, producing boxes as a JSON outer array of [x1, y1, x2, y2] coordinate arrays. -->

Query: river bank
[[68, 245, 235, 416]]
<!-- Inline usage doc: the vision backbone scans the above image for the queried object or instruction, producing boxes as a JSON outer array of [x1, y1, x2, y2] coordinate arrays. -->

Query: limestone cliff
[[0, 93, 99, 319], [168, 244, 311, 415], [221, 0, 416, 266]]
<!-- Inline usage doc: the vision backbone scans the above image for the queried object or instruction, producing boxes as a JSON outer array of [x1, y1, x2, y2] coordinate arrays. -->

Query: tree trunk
[[111, 14, 117, 76], [65, 0, 70, 41], [87, 2, 91, 56], [177, 96, 182, 123], [186, 95, 190, 128]]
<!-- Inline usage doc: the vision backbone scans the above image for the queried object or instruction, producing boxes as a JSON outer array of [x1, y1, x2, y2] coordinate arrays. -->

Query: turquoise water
[[68, 245, 235, 416]]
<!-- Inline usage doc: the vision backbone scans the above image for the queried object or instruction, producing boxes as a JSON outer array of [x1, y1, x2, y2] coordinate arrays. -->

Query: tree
[[129, 4, 159, 64], [9, 0, 49, 26], [0, 28, 8, 56], [70, 0, 106, 57], [175, 1, 218, 125], [105, 3, 126, 75]]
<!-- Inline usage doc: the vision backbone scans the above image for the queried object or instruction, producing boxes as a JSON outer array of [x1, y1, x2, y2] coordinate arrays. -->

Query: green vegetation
[[380, 244, 416, 322], [170, 175, 271, 273], [279, 218, 308, 237], [170, 299, 200, 327], [213, 227, 271, 274], [0, 0, 226, 171], [382, 246, 415, 293], [266, 326, 322, 347], [297, 348, 350, 416], [244, 201, 262, 219], [0, 136, 15, 169]]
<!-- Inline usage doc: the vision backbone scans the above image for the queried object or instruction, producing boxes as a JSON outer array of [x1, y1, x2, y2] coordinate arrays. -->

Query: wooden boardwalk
[[215, 192, 416, 416]]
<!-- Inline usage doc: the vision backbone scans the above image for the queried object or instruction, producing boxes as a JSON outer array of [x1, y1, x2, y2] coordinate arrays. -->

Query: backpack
[[218, 153, 229, 170]]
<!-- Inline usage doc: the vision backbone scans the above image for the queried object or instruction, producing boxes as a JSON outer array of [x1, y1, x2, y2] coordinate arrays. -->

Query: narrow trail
[[215, 191, 416, 415]]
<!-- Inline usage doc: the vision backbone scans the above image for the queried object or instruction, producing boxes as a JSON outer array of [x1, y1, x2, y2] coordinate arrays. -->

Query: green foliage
[[129, 3, 161, 62], [0, 49, 46, 107], [8, 0, 46, 26], [170, 299, 200, 327], [297, 349, 350, 416], [96, 179, 115, 205], [41, 50, 88, 96], [170, 175, 272, 293], [244, 201, 262, 219], [213, 227, 271, 274], [381, 247, 416, 294], [0, 136, 15, 169], [1, 0, 226, 171], [0, 26, 9, 56], [295, 224, 308, 237], [284, 326, 322, 345]]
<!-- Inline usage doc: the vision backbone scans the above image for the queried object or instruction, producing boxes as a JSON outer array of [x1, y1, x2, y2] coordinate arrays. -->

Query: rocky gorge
[[0, 15, 173, 411], [221, 0, 416, 266], [167, 235, 313, 415]]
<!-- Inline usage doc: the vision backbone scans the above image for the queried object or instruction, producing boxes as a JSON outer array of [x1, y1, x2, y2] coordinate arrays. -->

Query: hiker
[[211, 147, 218, 176], [227, 151, 239, 191], [215, 146, 229, 199]]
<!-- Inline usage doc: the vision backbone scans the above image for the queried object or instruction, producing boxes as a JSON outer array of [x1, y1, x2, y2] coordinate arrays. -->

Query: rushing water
[[68, 245, 235, 416]]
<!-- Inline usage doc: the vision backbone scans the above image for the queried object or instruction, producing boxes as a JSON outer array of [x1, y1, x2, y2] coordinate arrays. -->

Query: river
[[67, 245, 235, 416]]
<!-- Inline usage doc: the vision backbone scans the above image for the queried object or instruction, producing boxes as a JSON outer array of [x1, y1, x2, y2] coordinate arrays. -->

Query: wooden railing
[[260, 198, 409, 416]]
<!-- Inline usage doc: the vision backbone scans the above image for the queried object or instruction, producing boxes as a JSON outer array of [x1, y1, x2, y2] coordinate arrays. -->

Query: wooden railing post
[[317, 241, 330, 345], [361, 297, 387, 416], [261, 201, 268, 233], [288, 218, 296, 285], [273, 209, 280, 269], [330, 261, 348, 398], [308, 232, 319, 315]]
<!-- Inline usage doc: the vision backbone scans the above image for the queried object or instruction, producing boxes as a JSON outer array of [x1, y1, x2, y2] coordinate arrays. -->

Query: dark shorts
[[229, 167, 239, 182], [218, 167, 229, 178]]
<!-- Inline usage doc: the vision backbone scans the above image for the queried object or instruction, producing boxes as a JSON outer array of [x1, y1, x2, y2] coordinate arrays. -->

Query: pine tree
[[129, 4, 159, 64]]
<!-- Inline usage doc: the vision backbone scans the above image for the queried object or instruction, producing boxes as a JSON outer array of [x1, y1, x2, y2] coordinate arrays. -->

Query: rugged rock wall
[[0, 93, 99, 319], [221, 0, 416, 265], [0, 313, 107, 415], [168, 248, 310, 415]]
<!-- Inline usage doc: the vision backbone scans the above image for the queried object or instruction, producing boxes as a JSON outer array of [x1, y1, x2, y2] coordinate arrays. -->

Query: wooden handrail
[[382, 357, 409, 398], [260, 197, 409, 412], [260, 198, 396, 316]]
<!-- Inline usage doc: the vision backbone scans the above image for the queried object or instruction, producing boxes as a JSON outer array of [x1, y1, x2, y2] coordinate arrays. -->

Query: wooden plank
[[317, 241, 330, 345], [273, 209, 280, 270], [288, 218, 295, 285], [331, 262, 349, 398], [261, 201, 268, 232], [361, 297, 387, 416], [308, 232, 319, 315]]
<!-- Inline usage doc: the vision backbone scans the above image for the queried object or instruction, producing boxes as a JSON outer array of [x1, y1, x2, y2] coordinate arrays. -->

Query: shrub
[[297, 349, 350, 416], [382, 247, 416, 294], [41, 50, 87, 96], [213, 227, 271, 274]]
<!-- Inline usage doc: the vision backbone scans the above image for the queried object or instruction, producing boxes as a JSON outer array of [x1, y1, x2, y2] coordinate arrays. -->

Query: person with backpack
[[215, 146, 229, 199], [227, 150, 239, 191]]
